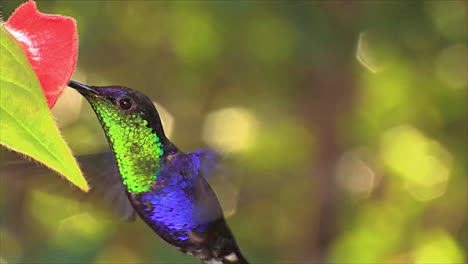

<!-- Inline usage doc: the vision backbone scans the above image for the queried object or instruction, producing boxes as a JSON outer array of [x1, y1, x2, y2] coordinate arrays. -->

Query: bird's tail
[[201, 250, 249, 264]]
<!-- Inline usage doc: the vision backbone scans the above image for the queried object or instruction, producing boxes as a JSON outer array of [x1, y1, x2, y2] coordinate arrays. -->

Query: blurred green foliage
[[1, 1, 466, 263]]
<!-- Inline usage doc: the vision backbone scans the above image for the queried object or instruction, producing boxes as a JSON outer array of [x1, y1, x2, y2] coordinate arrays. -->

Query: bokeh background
[[1, 1, 467, 263]]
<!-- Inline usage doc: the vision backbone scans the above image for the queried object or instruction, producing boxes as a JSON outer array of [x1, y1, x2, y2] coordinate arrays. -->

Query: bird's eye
[[118, 97, 133, 110]]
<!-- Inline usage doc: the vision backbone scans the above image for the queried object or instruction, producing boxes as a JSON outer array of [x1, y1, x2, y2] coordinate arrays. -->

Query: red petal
[[5, 0, 78, 108]]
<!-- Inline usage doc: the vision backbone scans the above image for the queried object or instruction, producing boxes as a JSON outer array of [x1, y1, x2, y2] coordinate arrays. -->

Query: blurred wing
[[193, 149, 241, 218], [0, 150, 135, 221]]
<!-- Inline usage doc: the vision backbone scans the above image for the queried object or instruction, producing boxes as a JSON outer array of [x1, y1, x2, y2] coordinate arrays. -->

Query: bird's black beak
[[68, 80, 99, 96]]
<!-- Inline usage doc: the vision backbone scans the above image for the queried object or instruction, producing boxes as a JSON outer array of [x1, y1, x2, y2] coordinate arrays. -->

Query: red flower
[[5, 0, 78, 108]]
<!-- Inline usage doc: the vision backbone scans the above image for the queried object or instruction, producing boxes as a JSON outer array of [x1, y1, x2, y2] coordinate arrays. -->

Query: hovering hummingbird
[[67, 80, 249, 264]]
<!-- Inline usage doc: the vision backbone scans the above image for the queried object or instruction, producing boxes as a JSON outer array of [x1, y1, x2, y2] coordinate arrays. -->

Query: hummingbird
[[67, 80, 249, 264]]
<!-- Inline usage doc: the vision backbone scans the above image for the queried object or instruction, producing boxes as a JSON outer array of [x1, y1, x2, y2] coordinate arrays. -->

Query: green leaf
[[0, 26, 89, 191]]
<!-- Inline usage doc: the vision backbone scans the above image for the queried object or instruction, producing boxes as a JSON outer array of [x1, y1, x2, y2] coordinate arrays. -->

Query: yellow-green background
[[0, 1, 466, 263]]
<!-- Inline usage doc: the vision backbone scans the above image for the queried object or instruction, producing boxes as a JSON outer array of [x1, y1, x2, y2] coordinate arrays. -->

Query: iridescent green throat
[[89, 99, 163, 194]]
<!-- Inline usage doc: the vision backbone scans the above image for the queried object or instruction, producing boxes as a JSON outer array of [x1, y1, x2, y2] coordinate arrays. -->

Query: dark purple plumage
[[130, 150, 247, 263]]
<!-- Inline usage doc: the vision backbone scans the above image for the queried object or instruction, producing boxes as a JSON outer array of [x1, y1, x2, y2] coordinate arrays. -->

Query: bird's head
[[69, 80, 167, 140], [69, 80, 177, 193]]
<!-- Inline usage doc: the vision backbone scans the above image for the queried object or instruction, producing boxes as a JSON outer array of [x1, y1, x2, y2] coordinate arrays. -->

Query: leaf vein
[[0, 40, 31, 74], [1, 78, 39, 98], [0, 104, 66, 171]]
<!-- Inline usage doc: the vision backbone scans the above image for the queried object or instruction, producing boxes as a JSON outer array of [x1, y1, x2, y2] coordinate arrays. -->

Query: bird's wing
[[180, 150, 248, 264], [192, 149, 241, 219], [0, 150, 136, 221], [177, 149, 240, 222], [192, 148, 221, 177]]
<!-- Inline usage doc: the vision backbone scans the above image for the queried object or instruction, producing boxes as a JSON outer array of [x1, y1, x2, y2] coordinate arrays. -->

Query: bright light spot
[[336, 149, 377, 198], [28, 190, 80, 232], [54, 213, 107, 251], [202, 107, 258, 153], [435, 44, 467, 90], [380, 125, 453, 201], [153, 101, 174, 138], [412, 230, 465, 264], [356, 31, 385, 73], [52, 87, 83, 128]]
